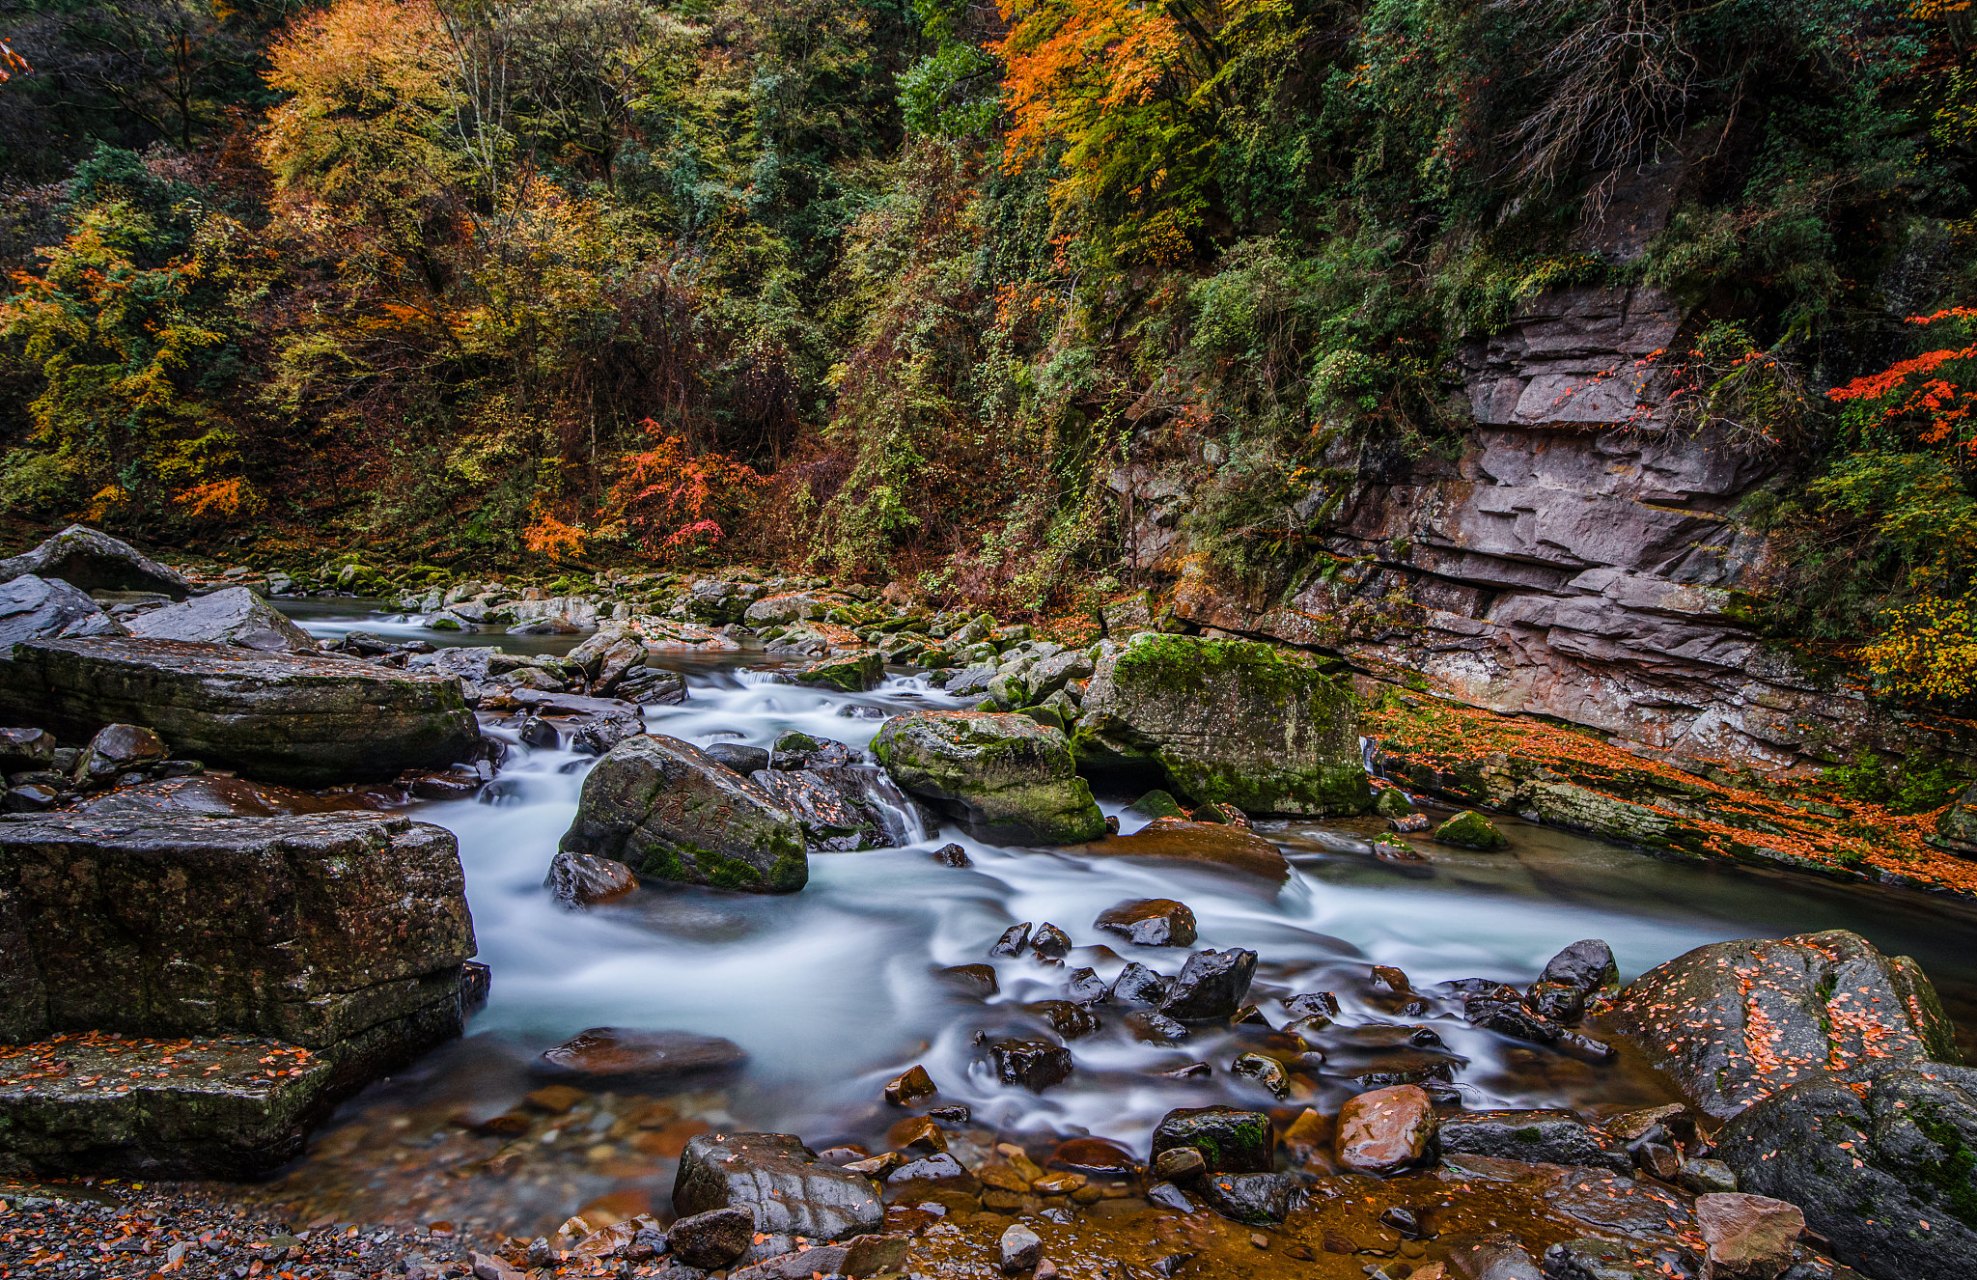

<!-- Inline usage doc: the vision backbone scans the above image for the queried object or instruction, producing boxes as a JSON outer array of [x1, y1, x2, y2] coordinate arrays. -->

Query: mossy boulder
[[1717, 1063, 1977, 1280], [1611, 930, 1961, 1120], [1151, 1106, 1273, 1173], [559, 734, 808, 892], [1434, 809, 1507, 850], [871, 711, 1105, 844], [792, 651, 882, 692], [1075, 634, 1371, 816]]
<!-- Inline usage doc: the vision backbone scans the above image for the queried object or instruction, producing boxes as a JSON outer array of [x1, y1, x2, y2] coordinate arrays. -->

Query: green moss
[[1914, 1110, 1977, 1230], [1127, 789, 1188, 820], [1433, 809, 1508, 851]]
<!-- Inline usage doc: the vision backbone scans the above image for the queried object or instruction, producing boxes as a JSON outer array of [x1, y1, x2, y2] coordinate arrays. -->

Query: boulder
[[558, 734, 808, 892], [0, 574, 124, 651], [1610, 930, 1959, 1119], [1434, 809, 1508, 850], [871, 711, 1105, 844], [0, 526, 190, 598], [0, 812, 475, 1052], [1094, 898, 1198, 947], [568, 625, 648, 697], [1160, 948, 1258, 1023], [0, 637, 481, 785], [1539, 939, 1619, 996], [0, 727, 55, 772], [545, 851, 639, 905], [1075, 634, 1371, 815], [1693, 1193, 1803, 1280], [1071, 817, 1290, 881], [1336, 1084, 1438, 1175], [1716, 1063, 1977, 1280], [674, 1132, 885, 1242], [1150, 1106, 1273, 1173], [125, 587, 316, 653], [1435, 1110, 1629, 1172]]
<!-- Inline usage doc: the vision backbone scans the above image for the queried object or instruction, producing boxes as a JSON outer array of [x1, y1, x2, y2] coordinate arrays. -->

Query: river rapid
[[245, 603, 1977, 1236]]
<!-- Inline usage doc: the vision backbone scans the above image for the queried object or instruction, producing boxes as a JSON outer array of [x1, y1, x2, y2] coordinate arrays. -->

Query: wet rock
[[1555, 1029, 1617, 1063], [988, 1038, 1073, 1092], [72, 722, 167, 786], [1434, 809, 1508, 850], [1129, 1010, 1191, 1043], [885, 1064, 936, 1105], [1716, 1062, 1977, 1280], [0, 526, 190, 598], [1110, 961, 1171, 1006], [1676, 1157, 1737, 1194], [1072, 818, 1289, 881], [794, 652, 883, 693], [999, 1223, 1041, 1274], [1539, 939, 1619, 996], [1047, 1136, 1140, 1174], [1151, 1107, 1273, 1174], [1197, 1172, 1298, 1225], [1127, 789, 1189, 820], [0, 727, 55, 772], [1611, 930, 1958, 1119], [1, 636, 481, 784], [1147, 1181, 1196, 1213], [1451, 1235, 1544, 1280], [1095, 898, 1198, 947], [931, 842, 972, 867], [753, 767, 887, 851], [668, 1207, 754, 1269], [536, 1028, 747, 1086], [126, 587, 315, 653], [1336, 1085, 1438, 1175], [75, 774, 379, 819], [940, 964, 1000, 997], [1153, 1146, 1207, 1181], [1032, 1000, 1101, 1038], [1031, 922, 1072, 960], [728, 1235, 907, 1280], [558, 734, 807, 893], [674, 1132, 884, 1242], [1231, 1053, 1290, 1098], [1465, 994, 1563, 1044], [1284, 991, 1341, 1023], [1076, 634, 1371, 815], [545, 851, 639, 905], [1540, 1238, 1698, 1279], [1065, 966, 1109, 1004], [991, 922, 1033, 957], [704, 742, 771, 776], [0, 575, 124, 652], [1525, 981, 1587, 1024], [1160, 948, 1258, 1023], [1437, 1110, 1629, 1172], [2, 782, 57, 812], [886, 1151, 973, 1187], [1693, 1193, 1802, 1280], [872, 711, 1106, 844]]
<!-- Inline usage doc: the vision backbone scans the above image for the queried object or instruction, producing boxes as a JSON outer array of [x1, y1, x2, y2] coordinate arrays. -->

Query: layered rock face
[[1, 636, 482, 783], [1152, 284, 1891, 774], [0, 812, 477, 1174]]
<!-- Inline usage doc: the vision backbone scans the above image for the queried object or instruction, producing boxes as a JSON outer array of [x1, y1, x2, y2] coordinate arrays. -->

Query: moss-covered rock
[[1076, 634, 1371, 816], [1434, 809, 1508, 850], [1127, 789, 1189, 820], [871, 711, 1105, 844], [559, 734, 808, 892], [792, 651, 882, 692]]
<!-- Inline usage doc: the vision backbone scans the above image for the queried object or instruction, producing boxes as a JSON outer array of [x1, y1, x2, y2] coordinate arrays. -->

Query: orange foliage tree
[[599, 420, 764, 556]]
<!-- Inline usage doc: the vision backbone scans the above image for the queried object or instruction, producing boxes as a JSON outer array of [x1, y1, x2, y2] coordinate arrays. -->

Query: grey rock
[[125, 588, 316, 653], [0, 575, 125, 652], [0, 526, 190, 598], [673, 1132, 884, 1242]]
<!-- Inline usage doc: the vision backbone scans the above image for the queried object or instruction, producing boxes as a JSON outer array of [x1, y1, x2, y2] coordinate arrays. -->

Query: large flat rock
[[0, 636, 481, 783], [0, 1031, 339, 1177], [0, 812, 476, 1051]]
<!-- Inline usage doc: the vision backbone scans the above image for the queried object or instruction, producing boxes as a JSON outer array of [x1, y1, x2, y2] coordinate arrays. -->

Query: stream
[[242, 602, 1977, 1236]]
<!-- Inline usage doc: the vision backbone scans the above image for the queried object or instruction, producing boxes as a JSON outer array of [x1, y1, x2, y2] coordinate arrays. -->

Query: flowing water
[[249, 603, 1977, 1235]]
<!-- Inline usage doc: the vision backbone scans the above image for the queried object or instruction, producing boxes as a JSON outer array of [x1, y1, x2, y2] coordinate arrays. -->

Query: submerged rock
[[1094, 898, 1198, 947], [1075, 633, 1371, 815], [1692, 1193, 1803, 1280], [987, 1038, 1073, 1091], [125, 587, 316, 653], [1610, 929, 1959, 1119], [1072, 818, 1289, 881], [0, 525, 190, 598], [75, 774, 384, 819], [1716, 1062, 1977, 1280], [872, 710, 1105, 844], [558, 734, 807, 893], [1, 636, 481, 784], [535, 1027, 747, 1085], [674, 1132, 884, 1242]]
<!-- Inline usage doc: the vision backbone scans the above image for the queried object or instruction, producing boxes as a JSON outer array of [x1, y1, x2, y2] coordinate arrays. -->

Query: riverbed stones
[[1073, 817, 1289, 881], [0, 636, 482, 784], [999, 1223, 1041, 1274], [125, 586, 316, 653], [559, 734, 807, 892], [0, 574, 124, 651], [871, 711, 1105, 844], [988, 1038, 1073, 1091], [1610, 929, 1960, 1118], [1160, 948, 1258, 1023], [1094, 898, 1198, 947], [1151, 1106, 1273, 1173], [1336, 1084, 1438, 1175], [0, 812, 473, 1050], [667, 1207, 755, 1269], [1715, 1062, 1977, 1280], [674, 1132, 885, 1242], [0, 525, 190, 598], [1436, 1110, 1629, 1172], [1075, 634, 1371, 815]]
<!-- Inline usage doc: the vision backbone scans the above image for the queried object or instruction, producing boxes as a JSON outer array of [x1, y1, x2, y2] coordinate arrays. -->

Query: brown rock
[[885, 1063, 937, 1105], [534, 1028, 746, 1086], [1695, 1192, 1804, 1280], [1072, 818, 1289, 881], [1094, 898, 1198, 947], [1335, 1084, 1437, 1175]]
